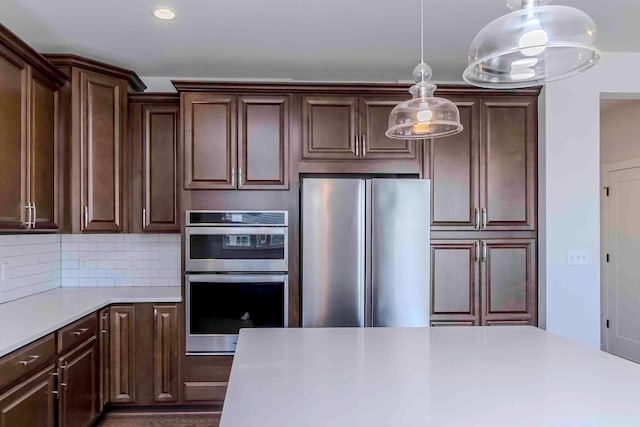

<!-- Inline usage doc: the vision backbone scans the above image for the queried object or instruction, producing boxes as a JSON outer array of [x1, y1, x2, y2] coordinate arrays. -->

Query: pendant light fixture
[[386, 0, 463, 140], [464, 0, 600, 89]]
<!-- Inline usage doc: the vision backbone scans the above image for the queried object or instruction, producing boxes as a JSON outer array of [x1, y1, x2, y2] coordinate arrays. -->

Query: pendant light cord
[[420, 0, 424, 64]]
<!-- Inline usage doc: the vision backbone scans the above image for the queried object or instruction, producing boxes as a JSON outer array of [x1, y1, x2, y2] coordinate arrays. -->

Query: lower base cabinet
[[431, 238, 537, 326], [0, 365, 56, 427], [57, 338, 99, 427]]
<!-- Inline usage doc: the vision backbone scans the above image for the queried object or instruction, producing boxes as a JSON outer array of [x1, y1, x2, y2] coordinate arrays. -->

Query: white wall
[[543, 52, 640, 348]]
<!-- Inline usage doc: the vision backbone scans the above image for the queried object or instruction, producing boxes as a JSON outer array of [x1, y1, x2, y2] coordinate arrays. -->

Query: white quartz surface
[[0, 287, 181, 357], [222, 327, 640, 427]]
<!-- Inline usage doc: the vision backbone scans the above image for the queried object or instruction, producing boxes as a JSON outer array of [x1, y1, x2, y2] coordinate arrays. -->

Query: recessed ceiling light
[[153, 7, 175, 20]]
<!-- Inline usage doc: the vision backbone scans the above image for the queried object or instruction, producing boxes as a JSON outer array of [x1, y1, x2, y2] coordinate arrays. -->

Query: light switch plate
[[567, 249, 589, 266]]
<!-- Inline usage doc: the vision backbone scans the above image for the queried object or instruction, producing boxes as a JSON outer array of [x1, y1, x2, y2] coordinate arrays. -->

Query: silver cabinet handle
[[361, 134, 366, 157], [72, 327, 89, 336], [142, 208, 147, 229], [475, 241, 480, 263], [355, 135, 360, 157], [482, 208, 487, 229], [32, 203, 36, 228], [24, 203, 32, 229], [482, 241, 487, 263], [18, 355, 39, 366], [474, 208, 480, 229], [238, 167, 243, 187], [231, 167, 236, 187], [83, 206, 88, 229]]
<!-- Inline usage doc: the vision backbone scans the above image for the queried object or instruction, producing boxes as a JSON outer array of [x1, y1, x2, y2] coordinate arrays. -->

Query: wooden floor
[[96, 411, 221, 427]]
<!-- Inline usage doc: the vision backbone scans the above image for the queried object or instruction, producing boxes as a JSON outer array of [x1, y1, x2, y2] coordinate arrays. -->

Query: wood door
[[77, 69, 127, 232], [29, 70, 59, 230], [110, 305, 135, 403], [58, 338, 98, 427], [141, 103, 179, 231], [359, 96, 417, 159], [480, 98, 536, 231], [301, 96, 358, 159], [0, 365, 55, 427], [98, 308, 109, 412], [430, 240, 480, 326], [153, 305, 179, 402], [182, 93, 236, 189], [481, 239, 536, 325], [430, 98, 480, 230], [238, 95, 289, 189], [0, 50, 29, 230]]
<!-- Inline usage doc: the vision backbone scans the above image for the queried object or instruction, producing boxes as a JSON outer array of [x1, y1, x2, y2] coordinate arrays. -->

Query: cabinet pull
[[83, 206, 88, 229], [482, 208, 487, 229], [101, 330, 108, 334], [239, 167, 243, 187], [361, 134, 366, 157], [482, 242, 487, 263], [231, 167, 235, 187], [142, 208, 147, 229], [474, 208, 480, 229], [18, 355, 39, 366], [72, 327, 89, 336], [355, 135, 360, 157], [32, 203, 36, 228], [24, 203, 32, 229], [475, 241, 480, 263]]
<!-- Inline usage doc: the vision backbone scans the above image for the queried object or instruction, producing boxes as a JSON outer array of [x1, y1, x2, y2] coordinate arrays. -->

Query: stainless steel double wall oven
[[185, 211, 289, 354]]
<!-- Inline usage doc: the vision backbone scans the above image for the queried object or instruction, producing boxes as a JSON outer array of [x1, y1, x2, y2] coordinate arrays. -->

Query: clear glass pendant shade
[[464, 0, 600, 88], [386, 63, 463, 139]]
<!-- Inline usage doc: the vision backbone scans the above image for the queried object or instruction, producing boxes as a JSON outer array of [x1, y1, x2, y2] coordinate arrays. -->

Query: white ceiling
[[3, 0, 640, 84]]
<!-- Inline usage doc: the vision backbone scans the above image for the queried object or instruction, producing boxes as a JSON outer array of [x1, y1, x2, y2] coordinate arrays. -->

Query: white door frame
[[600, 158, 640, 351]]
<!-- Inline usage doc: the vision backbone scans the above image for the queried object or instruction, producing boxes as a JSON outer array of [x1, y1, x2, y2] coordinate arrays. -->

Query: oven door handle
[[186, 274, 288, 283], [186, 227, 287, 236]]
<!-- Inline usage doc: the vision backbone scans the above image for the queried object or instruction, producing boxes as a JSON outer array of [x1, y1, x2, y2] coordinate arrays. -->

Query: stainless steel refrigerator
[[301, 178, 430, 328]]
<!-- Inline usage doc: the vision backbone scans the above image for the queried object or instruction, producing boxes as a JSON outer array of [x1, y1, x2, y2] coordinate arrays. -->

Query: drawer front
[[57, 313, 98, 354], [0, 334, 56, 391], [183, 382, 227, 402]]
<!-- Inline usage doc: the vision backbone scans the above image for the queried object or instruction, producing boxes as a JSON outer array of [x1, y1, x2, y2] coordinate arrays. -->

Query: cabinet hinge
[[604, 186, 610, 197], [606, 319, 610, 328], [606, 253, 610, 263]]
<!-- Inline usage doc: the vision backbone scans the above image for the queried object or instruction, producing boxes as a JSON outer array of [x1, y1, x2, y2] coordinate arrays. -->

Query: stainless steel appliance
[[185, 211, 288, 273], [185, 210, 289, 354], [301, 178, 430, 327]]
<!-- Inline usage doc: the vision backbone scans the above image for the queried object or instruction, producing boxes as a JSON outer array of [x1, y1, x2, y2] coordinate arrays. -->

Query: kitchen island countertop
[[222, 326, 640, 427]]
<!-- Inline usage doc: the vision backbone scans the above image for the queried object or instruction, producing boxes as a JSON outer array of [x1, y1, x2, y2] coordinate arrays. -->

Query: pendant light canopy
[[464, 0, 600, 89], [386, 0, 463, 140]]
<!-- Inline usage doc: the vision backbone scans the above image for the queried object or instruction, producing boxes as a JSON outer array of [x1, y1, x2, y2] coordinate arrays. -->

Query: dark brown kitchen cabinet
[[480, 98, 536, 231], [430, 238, 536, 326], [0, 365, 56, 427], [109, 305, 136, 403], [182, 93, 290, 190], [153, 305, 179, 402], [129, 96, 180, 232], [301, 95, 417, 160], [57, 338, 99, 427], [430, 98, 479, 230], [182, 93, 237, 189], [430, 240, 480, 326], [98, 308, 109, 412]]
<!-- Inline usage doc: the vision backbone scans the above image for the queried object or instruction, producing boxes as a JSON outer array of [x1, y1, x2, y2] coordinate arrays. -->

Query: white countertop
[[222, 326, 640, 427], [0, 287, 181, 357]]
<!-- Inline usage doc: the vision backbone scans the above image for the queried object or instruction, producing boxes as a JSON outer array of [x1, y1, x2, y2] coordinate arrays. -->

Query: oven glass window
[[190, 234, 285, 260], [190, 281, 285, 335]]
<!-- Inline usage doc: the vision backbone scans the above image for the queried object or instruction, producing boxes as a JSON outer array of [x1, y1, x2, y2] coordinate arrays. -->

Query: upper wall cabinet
[[45, 54, 146, 233], [0, 26, 66, 232], [182, 92, 290, 190], [301, 95, 417, 160], [129, 95, 180, 233]]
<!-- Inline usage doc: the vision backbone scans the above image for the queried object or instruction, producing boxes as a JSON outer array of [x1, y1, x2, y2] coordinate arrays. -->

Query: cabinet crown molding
[[44, 54, 147, 92], [0, 24, 67, 86], [171, 80, 542, 96]]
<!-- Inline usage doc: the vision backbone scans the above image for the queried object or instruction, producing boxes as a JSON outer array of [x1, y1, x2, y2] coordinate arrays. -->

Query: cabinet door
[[481, 239, 536, 325], [182, 93, 236, 189], [110, 305, 135, 403], [430, 98, 480, 230], [430, 240, 480, 326], [77, 69, 127, 232], [0, 50, 29, 230], [58, 338, 98, 427], [29, 70, 59, 230], [359, 97, 417, 159], [153, 305, 179, 402], [98, 308, 109, 412], [0, 365, 55, 427], [141, 103, 179, 231], [480, 98, 536, 231], [238, 96, 289, 189], [301, 96, 358, 159]]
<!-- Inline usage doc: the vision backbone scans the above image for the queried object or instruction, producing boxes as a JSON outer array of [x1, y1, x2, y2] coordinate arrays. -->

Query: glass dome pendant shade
[[464, 0, 600, 89], [386, 63, 463, 139]]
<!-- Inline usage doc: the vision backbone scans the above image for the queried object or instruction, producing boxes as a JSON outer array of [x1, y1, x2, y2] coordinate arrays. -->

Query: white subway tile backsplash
[[60, 234, 180, 287]]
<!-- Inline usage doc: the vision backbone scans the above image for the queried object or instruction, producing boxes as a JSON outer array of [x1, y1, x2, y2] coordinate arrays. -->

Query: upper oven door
[[185, 226, 288, 272]]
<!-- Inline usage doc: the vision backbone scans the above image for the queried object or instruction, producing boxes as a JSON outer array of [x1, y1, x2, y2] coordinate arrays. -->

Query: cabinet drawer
[[0, 334, 56, 391], [57, 313, 98, 354], [183, 382, 227, 402]]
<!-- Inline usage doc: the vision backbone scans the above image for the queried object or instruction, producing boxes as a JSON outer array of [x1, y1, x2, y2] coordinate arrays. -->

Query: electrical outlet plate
[[567, 249, 589, 266]]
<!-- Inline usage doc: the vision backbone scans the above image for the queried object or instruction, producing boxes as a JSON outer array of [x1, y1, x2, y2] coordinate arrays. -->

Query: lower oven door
[[186, 274, 289, 355]]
